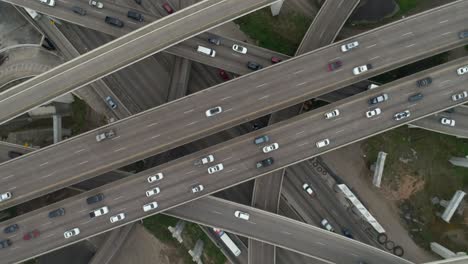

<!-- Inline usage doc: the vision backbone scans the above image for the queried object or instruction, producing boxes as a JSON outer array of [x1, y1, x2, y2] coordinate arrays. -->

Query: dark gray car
[[459, 30, 468, 39], [105, 16, 124, 28], [408, 93, 423, 102], [86, 193, 104, 205], [72, 6, 86, 16], [128, 10, 144, 22], [254, 135, 269, 145], [416, 77, 432, 87], [48, 208, 65, 218], [247, 61, 263, 71], [0, 239, 11, 249], [256, 157, 274, 168], [3, 224, 18, 234]]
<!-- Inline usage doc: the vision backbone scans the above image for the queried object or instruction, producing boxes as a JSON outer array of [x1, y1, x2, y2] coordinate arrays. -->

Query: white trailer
[[213, 228, 241, 257]]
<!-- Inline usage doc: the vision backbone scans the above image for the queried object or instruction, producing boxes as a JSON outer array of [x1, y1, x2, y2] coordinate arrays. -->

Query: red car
[[327, 60, 342, 71], [162, 3, 174, 14], [23, 230, 40, 240], [218, 69, 230, 81], [271, 57, 282, 64]]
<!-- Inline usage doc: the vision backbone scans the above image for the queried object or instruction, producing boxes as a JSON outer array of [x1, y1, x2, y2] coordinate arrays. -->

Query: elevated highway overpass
[[0, 0, 466, 211], [1, 56, 467, 263]]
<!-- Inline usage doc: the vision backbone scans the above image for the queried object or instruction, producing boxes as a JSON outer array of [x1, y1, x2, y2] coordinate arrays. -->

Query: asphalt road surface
[[1, 57, 467, 263], [0, 0, 278, 124], [3, 0, 287, 75], [0, 0, 466, 211]]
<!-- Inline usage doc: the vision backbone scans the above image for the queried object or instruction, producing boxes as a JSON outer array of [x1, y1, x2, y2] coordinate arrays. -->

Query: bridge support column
[[270, 0, 284, 16], [168, 220, 186, 243], [53, 114, 62, 143], [371, 151, 387, 188], [189, 239, 204, 264]]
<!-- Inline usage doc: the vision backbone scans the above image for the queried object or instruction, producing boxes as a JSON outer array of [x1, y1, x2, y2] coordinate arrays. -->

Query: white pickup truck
[[96, 130, 115, 142]]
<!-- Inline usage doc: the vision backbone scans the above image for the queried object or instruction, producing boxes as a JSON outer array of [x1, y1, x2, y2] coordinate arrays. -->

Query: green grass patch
[[364, 127, 468, 249], [235, 8, 312, 56], [396, 0, 424, 15], [70, 96, 88, 135], [143, 215, 226, 264]]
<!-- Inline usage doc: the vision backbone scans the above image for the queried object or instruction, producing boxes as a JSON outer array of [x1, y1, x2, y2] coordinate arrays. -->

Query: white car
[[440, 117, 455, 127], [324, 109, 340, 119], [194, 155, 214, 166], [89, 206, 109, 218], [95, 130, 115, 142], [234, 210, 250, 220], [394, 110, 410, 121], [232, 44, 247, 54], [39, 0, 55, 6], [340, 41, 359, 52], [143, 202, 158, 212], [353, 64, 372, 75], [147, 173, 164, 183], [205, 106, 222, 117], [321, 219, 335, 232], [302, 183, 315, 196], [191, 184, 204, 193], [457, 65, 468, 75], [146, 187, 161, 197], [208, 163, 224, 174], [89, 0, 103, 8], [64, 228, 80, 239], [110, 213, 126, 223], [0, 192, 11, 202], [366, 108, 382, 118], [451, 91, 468, 101], [262, 143, 279, 153], [316, 139, 330, 148]]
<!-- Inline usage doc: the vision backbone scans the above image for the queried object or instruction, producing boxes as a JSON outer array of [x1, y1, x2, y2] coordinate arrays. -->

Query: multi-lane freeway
[[4, 0, 287, 75], [0, 0, 279, 124], [1, 56, 467, 263], [0, 0, 466, 211]]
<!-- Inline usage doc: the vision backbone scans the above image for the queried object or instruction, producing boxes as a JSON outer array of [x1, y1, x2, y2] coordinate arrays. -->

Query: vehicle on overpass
[[105, 16, 124, 28], [72, 6, 87, 16], [0, 239, 12, 249], [105, 96, 117, 109], [39, 0, 55, 7], [247, 61, 262, 71], [341, 41, 359, 52], [262, 143, 279, 153], [302, 183, 315, 196], [89, 0, 103, 8], [205, 106, 222, 117], [327, 60, 342, 71], [110, 213, 126, 223], [213, 228, 241, 256], [143, 202, 158, 212], [316, 139, 330, 148], [320, 219, 335, 232], [369, 93, 389, 105], [86, 193, 104, 205], [234, 210, 250, 220], [64, 228, 80, 239], [0, 192, 11, 202], [194, 154, 215, 166], [440, 117, 455, 127], [191, 184, 204, 193], [208, 163, 224, 174], [416, 77, 432, 87], [232, 44, 247, 54], [147, 173, 164, 183], [3, 224, 19, 234], [366, 108, 382, 118], [325, 109, 340, 119], [146, 187, 161, 197], [254, 135, 269, 145], [451, 91, 468, 101], [459, 30, 468, 39], [48, 208, 65, 218], [457, 65, 468, 75], [256, 157, 274, 168], [96, 130, 115, 142], [353, 64, 372, 75], [394, 110, 411, 121], [89, 206, 109, 218], [128, 11, 144, 22], [23, 230, 40, 240]]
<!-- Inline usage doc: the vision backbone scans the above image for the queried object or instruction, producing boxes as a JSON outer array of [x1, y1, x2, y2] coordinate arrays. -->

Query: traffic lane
[[0, 0, 277, 115], [249, 240, 276, 264], [277, 248, 327, 264], [251, 171, 283, 212], [1, 1, 466, 209], [411, 110, 468, 138], [170, 197, 409, 264]]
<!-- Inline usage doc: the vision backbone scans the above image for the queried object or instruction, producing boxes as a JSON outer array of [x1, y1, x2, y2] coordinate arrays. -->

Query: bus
[[213, 228, 241, 257]]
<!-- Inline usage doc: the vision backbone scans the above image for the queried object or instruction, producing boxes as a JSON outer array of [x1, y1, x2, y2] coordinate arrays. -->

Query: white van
[[197, 46, 216, 57]]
